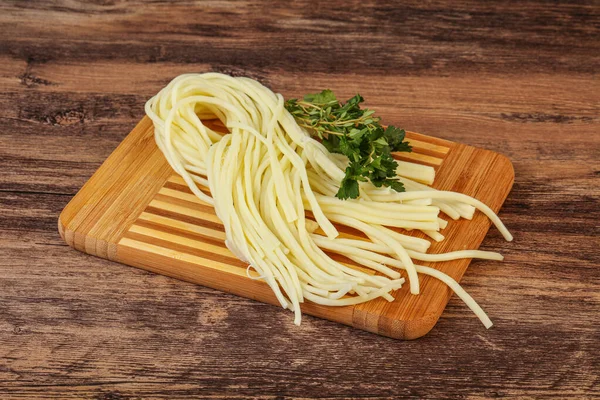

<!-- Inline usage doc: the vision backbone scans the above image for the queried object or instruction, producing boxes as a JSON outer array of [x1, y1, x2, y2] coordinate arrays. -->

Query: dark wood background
[[1, 1, 598, 399]]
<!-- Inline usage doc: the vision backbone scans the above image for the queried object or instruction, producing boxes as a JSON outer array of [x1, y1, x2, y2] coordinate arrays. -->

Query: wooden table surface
[[1, 1, 598, 399]]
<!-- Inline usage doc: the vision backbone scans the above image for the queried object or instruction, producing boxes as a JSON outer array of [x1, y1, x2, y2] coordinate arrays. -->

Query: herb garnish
[[284, 90, 412, 199]]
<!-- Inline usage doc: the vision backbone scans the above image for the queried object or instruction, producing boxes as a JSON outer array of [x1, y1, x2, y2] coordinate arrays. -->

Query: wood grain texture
[[58, 116, 513, 340], [0, 0, 598, 398]]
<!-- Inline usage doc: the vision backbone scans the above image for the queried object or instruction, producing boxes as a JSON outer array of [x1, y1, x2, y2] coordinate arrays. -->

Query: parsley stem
[[296, 122, 344, 136]]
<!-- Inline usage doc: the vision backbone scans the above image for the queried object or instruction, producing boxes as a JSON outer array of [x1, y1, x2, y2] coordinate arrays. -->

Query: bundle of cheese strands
[[145, 73, 512, 328]]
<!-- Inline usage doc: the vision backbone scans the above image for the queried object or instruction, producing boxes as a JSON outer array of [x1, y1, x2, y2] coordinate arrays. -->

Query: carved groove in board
[[394, 152, 444, 166], [128, 224, 234, 260], [404, 137, 450, 155], [137, 212, 227, 241]]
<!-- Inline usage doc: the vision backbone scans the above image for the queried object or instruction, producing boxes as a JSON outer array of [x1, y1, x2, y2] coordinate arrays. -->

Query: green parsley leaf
[[337, 176, 360, 200], [384, 126, 412, 152], [303, 89, 338, 106], [284, 90, 412, 199]]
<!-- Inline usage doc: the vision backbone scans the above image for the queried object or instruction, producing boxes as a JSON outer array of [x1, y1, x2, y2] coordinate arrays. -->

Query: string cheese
[[145, 73, 512, 328]]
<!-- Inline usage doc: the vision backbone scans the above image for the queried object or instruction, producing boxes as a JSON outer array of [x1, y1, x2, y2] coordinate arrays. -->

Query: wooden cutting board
[[58, 116, 514, 339]]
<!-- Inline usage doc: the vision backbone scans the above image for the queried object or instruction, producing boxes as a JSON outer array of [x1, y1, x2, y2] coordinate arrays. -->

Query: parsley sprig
[[285, 90, 412, 199]]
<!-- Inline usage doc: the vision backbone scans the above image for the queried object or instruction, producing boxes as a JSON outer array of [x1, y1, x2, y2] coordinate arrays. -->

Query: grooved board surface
[[59, 116, 514, 339]]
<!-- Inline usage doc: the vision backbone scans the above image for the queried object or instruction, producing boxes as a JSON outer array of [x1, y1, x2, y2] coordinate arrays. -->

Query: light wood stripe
[[148, 199, 222, 224], [164, 175, 212, 196], [118, 237, 257, 278], [153, 193, 215, 214], [129, 224, 234, 260], [405, 131, 454, 149], [404, 138, 450, 155], [123, 229, 248, 268], [168, 175, 192, 186], [394, 152, 444, 166], [137, 212, 227, 241], [144, 205, 225, 233]]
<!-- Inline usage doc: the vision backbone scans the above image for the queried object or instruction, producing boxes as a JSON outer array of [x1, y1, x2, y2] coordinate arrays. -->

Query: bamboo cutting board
[[59, 116, 514, 339]]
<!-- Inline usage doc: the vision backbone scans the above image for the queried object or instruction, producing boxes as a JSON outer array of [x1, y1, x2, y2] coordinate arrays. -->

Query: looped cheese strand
[[145, 73, 511, 328]]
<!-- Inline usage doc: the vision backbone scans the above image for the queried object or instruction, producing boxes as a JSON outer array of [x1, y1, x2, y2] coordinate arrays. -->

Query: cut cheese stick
[[395, 160, 435, 184]]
